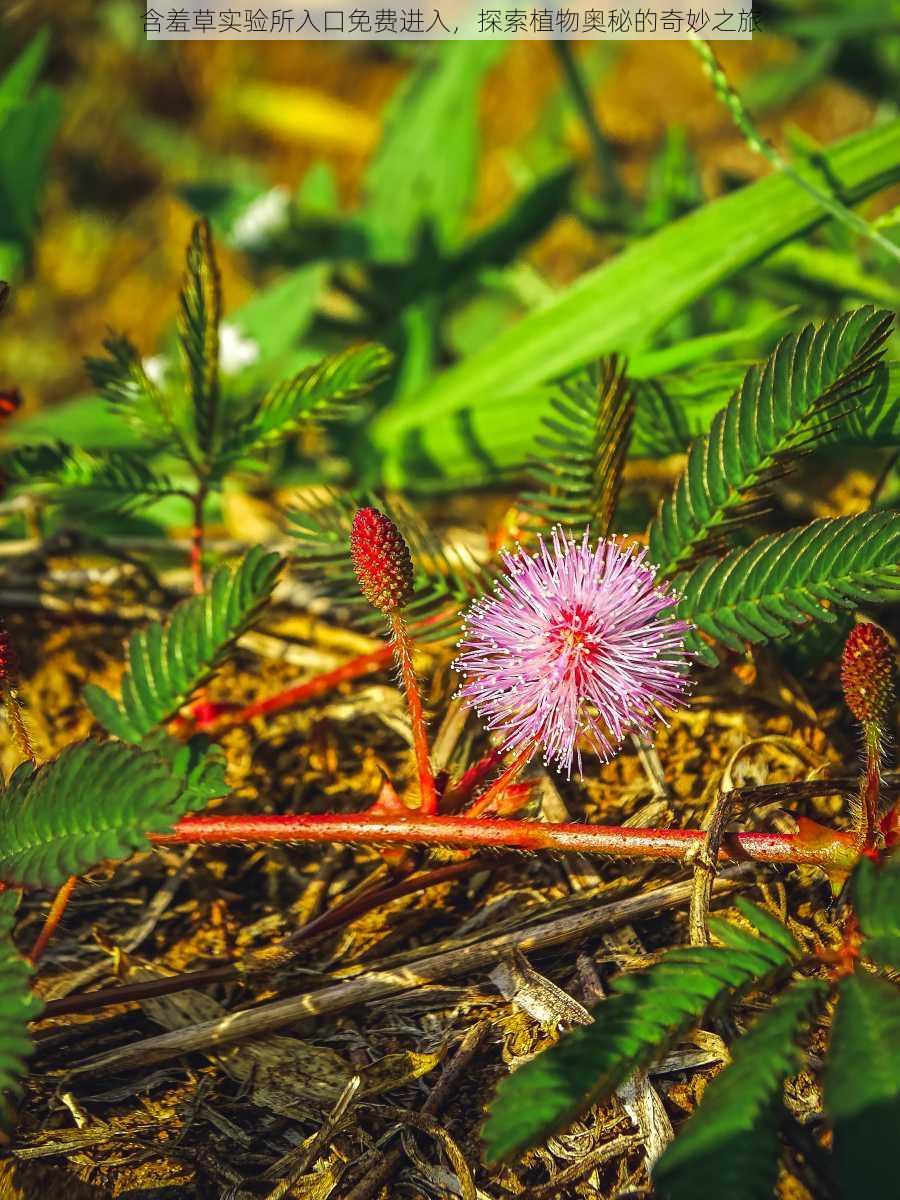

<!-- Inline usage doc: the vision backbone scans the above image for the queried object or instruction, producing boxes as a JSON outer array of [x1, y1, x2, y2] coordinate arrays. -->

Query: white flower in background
[[231, 187, 291, 250], [219, 322, 260, 375], [143, 355, 168, 387], [141, 326, 257, 385]]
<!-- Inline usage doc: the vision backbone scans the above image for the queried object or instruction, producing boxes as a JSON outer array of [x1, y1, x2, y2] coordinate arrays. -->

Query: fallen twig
[[65, 868, 752, 1076]]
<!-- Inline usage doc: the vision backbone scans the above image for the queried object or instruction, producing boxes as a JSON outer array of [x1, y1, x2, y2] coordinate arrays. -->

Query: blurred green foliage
[[0, 29, 60, 281]]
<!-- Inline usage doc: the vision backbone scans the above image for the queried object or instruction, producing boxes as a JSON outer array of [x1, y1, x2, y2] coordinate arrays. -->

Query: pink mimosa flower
[[454, 528, 692, 776]]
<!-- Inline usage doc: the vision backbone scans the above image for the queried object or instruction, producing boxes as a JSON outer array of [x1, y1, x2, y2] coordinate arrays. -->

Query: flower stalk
[[350, 506, 438, 814], [841, 622, 896, 847]]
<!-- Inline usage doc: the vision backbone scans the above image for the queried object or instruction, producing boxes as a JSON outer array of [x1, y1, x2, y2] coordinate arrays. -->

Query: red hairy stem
[[153, 812, 862, 872], [861, 728, 882, 849], [349, 506, 436, 812], [196, 643, 397, 732], [28, 875, 78, 965], [390, 611, 438, 815]]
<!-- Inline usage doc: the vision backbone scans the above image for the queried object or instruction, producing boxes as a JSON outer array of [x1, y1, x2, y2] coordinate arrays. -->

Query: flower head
[[350, 506, 415, 614], [454, 528, 692, 776], [841, 622, 895, 726]]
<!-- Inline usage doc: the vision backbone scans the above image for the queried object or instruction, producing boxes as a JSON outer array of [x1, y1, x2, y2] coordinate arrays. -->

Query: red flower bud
[[841, 622, 895, 725], [350, 507, 414, 614]]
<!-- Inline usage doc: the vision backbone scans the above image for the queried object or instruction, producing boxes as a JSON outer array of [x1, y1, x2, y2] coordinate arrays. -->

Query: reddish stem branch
[[389, 611, 437, 815], [153, 812, 862, 873], [198, 643, 397, 732], [440, 746, 504, 812], [28, 875, 77, 965]]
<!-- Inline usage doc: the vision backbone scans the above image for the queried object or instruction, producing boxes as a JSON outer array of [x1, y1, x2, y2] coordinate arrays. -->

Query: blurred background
[[0, 0, 898, 539]]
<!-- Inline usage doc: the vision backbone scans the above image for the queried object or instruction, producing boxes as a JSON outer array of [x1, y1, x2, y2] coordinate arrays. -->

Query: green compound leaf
[[86, 331, 188, 448], [0, 740, 203, 890], [0, 442, 178, 512], [482, 917, 797, 1164], [139, 732, 229, 810], [850, 851, 900, 971], [654, 979, 827, 1200], [0, 892, 42, 1130], [179, 217, 222, 459], [519, 356, 634, 538], [675, 513, 900, 667], [825, 970, 900, 1200], [649, 307, 892, 576], [217, 342, 392, 469], [84, 548, 282, 742]]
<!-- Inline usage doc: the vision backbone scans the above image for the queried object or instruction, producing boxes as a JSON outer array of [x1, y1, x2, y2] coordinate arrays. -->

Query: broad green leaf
[[372, 120, 900, 464], [0, 29, 50, 111], [0, 85, 60, 244], [361, 42, 504, 262]]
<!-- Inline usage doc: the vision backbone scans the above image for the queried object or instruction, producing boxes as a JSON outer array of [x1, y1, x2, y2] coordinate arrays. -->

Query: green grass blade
[[372, 121, 900, 464]]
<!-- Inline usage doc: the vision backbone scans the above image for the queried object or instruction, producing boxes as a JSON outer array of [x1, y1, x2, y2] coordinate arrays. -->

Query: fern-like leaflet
[[482, 898, 799, 1164], [0, 740, 208, 889], [825, 968, 900, 1200], [676, 512, 900, 666], [648, 307, 892, 575], [653, 978, 826, 1200], [84, 331, 181, 445], [290, 488, 492, 643], [520, 356, 634, 536], [84, 547, 282, 741], [215, 342, 392, 471], [0, 893, 42, 1129], [0, 442, 180, 512], [179, 216, 222, 458]]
